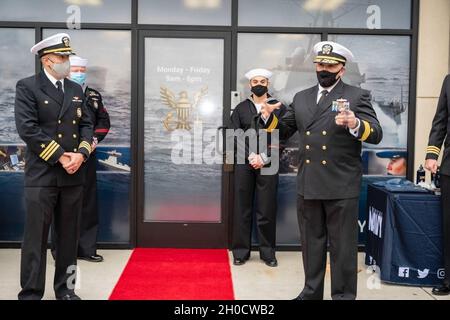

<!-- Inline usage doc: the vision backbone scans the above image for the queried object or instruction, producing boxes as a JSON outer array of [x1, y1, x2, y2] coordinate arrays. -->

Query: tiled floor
[[0, 249, 448, 300]]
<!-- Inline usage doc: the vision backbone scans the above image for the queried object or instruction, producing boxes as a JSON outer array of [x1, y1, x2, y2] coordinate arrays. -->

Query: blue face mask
[[70, 72, 86, 86]]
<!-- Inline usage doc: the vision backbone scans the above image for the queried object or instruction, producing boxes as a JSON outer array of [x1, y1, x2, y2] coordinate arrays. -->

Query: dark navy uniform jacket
[[265, 80, 382, 199], [231, 97, 286, 165], [84, 86, 110, 144], [15, 71, 94, 187], [426, 75, 450, 176]]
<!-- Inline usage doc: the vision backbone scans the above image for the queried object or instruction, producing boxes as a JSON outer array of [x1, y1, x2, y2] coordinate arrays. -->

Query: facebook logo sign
[[398, 267, 410, 278]]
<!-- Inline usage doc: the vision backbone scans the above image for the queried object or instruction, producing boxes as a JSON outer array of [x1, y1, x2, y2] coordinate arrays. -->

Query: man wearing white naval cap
[[261, 41, 383, 299], [230, 68, 286, 267], [15, 33, 94, 300]]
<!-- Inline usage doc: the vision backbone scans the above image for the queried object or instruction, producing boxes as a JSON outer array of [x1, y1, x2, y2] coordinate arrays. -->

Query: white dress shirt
[[251, 97, 268, 124], [317, 79, 360, 137], [316, 80, 340, 104]]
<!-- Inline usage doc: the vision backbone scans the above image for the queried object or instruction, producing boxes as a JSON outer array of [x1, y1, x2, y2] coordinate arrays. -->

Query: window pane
[[144, 37, 224, 222], [138, 0, 231, 25], [44, 29, 132, 242], [239, 0, 411, 29], [0, 28, 35, 240], [330, 34, 410, 176], [0, 28, 35, 144], [237, 33, 321, 105], [0, 0, 131, 23]]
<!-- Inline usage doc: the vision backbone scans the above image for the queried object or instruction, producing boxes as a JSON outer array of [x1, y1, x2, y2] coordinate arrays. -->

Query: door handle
[[217, 126, 233, 172]]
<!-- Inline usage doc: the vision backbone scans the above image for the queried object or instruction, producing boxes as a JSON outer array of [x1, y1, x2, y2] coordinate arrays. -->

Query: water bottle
[[416, 164, 425, 184]]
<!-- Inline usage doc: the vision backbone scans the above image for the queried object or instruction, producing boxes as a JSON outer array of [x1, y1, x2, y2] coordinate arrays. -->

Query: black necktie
[[56, 80, 63, 92], [318, 89, 328, 105], [55, 80, 64, 104]]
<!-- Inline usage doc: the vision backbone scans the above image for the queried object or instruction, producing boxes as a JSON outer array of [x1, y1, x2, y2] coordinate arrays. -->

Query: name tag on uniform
[[72, 96, 83, 103]]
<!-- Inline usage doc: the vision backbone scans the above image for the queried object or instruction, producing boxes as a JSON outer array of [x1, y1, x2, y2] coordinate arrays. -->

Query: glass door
[[137, 30, 231, 247]]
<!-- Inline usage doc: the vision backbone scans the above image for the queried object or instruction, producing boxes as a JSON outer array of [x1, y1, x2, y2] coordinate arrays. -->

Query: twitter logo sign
[[417, 269, 430, 279]]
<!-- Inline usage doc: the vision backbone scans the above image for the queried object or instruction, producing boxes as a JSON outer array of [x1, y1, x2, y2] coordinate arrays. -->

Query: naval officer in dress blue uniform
[[15, 33, 94, 300], [261, 41, 382, 300]]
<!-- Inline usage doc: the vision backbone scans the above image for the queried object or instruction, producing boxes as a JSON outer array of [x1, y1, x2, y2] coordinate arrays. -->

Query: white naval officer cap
[[30, 33, 75, 58], [244, 68, 273, 80], [69, 55, 88, 67], [313, 41, 354, 65]]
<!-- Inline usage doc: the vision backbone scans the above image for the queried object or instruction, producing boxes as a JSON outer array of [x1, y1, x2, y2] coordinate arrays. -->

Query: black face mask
[[251, 85, 268, 97], [316, 69, 341, 88]]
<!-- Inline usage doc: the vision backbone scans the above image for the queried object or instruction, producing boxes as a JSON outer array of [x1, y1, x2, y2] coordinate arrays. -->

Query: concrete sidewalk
[[0, 249, 448, 300]]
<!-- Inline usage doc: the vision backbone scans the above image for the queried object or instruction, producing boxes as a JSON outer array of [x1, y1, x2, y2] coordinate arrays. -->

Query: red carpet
[[109, 248, 235, 300]]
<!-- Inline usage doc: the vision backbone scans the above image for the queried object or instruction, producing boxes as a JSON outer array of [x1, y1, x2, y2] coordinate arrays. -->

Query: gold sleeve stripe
[[426, 146, 441, 155], [42, 142, 60, 161], [78, 141, 92, 154], [359, 120, 371, 142], [265, 115, 278, 133], [84, 142, 91, 151], [39, 141, 56, 158], [268, 116, 278, 131], [43, 144, 60, 161], [39, 141, 57, 160], [79, 141, 91, 148], [427, 146, 441, 152], [79, 143, 91, 152]]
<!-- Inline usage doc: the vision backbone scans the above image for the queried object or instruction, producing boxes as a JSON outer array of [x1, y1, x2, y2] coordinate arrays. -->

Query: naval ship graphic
[[98, 150, 131, 172], [267, 4, 408, 127], [273, 40, 407, 126], [372, 85, 407, 126]]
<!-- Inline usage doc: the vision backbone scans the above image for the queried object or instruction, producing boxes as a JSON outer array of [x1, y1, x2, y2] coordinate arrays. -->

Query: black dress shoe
[[56, 293, 81, 300], [233, 258, 247, 266], [262, 258, 278, 267], [432, 285, 450, 295], [78, 254, 104, 262]]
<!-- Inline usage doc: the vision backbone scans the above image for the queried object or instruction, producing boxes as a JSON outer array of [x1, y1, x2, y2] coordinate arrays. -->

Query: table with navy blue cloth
[[365, 183, 445, 286]]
